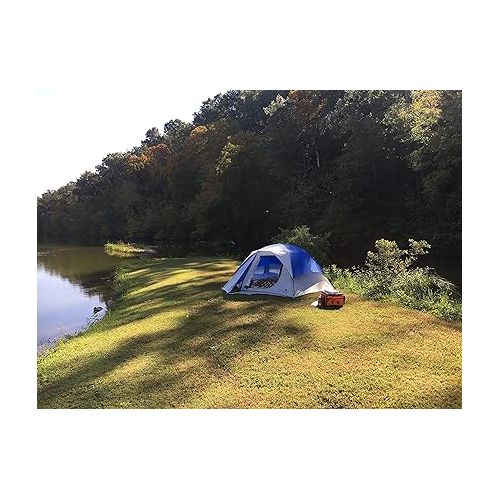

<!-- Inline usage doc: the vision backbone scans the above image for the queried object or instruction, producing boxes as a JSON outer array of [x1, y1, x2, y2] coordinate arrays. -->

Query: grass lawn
[[37, 258, 462, 409]]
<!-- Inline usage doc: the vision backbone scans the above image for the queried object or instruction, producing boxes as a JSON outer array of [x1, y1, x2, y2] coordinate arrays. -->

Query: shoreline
[[37, 257, 461, 409]]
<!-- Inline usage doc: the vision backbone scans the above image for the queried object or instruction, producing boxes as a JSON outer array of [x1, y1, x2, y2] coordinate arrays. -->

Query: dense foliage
[[324, 239, 461, 321], [271, 225, 331, 265], [37, 90, 461, 274]]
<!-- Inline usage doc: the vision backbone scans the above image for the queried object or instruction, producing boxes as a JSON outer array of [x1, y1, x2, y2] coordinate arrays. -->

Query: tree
[[141, 127, 164, 147], [37, 90, 461, 281]]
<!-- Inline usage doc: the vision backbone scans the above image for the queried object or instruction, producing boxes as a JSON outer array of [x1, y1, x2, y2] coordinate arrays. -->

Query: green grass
[[104, 241, 155, 257], [37, 258, 462, 408]]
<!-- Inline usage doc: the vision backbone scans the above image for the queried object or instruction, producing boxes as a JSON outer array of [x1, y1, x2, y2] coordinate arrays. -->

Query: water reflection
[[37, 246, 124, 352]]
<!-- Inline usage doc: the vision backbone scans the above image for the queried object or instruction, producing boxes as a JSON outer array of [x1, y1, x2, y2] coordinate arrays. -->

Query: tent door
[[241, 254, 285, 291]]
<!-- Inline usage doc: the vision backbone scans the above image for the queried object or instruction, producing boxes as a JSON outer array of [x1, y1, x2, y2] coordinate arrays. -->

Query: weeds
[[104, 241, 155, 257], [324, 239, 461, 321]]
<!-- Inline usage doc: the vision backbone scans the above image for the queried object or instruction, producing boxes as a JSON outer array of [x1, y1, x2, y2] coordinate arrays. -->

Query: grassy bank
[[325, 264, 462, 321], [37, 257, 461, 408], [104, 241, 155, 257]]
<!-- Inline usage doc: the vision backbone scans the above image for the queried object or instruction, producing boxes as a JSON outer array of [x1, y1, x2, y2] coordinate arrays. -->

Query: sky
[[33, 84, 223, 194], [3, 1, 230, 195]]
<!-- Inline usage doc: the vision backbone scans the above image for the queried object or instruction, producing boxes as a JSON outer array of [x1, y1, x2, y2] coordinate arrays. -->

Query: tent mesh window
[[249, 255, 282, 289]]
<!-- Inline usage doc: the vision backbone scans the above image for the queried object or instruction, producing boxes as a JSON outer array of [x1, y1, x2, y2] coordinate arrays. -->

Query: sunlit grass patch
[[104, 241, 156, 257], [38, 257, 461, 409]]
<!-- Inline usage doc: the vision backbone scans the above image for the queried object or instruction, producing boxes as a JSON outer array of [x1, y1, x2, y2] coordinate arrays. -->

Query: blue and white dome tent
[[222, 243, 336, 298]]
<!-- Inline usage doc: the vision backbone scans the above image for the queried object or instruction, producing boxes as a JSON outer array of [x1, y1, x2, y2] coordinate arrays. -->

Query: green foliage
[[323, 264, 364, 294], [37, 90, 461, 282], [272, 225, 331, 265], [215, 141, 243, 174], [390, 269, 461, 321], [364, 238, 431, 296], [324, 239, 461, 321], [263, 94, 288, 116], [366, 238, 430, 272], [141, 127, 164, 147]]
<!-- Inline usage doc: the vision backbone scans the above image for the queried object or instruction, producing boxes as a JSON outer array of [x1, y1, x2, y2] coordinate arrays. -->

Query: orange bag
[[319, 291, 345, 308]]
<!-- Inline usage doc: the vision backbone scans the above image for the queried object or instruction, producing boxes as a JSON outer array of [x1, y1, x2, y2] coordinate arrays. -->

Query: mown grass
[[104, 241, 155, 257], [37, 258, 462, 409]]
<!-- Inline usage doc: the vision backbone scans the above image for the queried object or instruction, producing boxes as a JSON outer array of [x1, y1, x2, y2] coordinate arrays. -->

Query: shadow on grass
[[38, 258, 312, 408], [38, 258, 462, 409]]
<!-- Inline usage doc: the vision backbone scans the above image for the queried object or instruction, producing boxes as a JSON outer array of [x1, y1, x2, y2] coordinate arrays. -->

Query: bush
[[324, 264, 364, 294], [324, 239, 461, 321], [390, 268, 461, 320], [364, 239, 431, 297], [272, 225, 331, 265]]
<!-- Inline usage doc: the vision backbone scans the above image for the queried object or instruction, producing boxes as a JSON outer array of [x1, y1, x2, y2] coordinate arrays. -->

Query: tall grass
[[104, 241, 155, 257], [324, 239, 461, 321]]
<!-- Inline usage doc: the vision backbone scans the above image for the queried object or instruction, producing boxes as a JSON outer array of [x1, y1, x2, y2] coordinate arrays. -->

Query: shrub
[[272, 225, 331, 265], [390, 268, 461, 320], [324, 239, 461, 321], [364, 239, 431, 297], [324, 264, 364, 294]]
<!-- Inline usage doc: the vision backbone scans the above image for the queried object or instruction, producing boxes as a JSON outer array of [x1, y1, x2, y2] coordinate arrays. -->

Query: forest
[[37, 90, 461, 278]]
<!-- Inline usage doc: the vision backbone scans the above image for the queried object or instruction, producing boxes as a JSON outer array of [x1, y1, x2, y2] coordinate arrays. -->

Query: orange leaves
[[190, 125, 209, 138]]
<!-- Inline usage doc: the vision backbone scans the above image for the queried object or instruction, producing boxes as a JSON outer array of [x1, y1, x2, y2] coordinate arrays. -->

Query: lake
[[37, 245, 125, 352], [37, 243, 461, 353], [36, 242, 229, 352]]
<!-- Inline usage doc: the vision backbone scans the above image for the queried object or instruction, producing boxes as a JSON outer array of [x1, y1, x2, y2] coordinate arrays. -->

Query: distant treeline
[[37, 90, 461, 270]]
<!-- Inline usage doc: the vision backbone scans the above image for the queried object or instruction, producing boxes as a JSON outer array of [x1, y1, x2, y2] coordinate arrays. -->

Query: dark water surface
[[37, 246, 125, 352]]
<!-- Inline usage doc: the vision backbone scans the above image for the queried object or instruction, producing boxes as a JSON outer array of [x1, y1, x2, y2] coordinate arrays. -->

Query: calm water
[[37, 246, 125, 352]]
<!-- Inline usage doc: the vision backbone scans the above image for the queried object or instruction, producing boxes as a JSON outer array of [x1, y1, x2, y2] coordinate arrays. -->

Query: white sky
[[32, 85, 222, 193], [5, 1, 229, 194]]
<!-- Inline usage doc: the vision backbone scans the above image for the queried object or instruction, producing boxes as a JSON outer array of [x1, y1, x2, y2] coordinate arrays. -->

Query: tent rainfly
[[222, 243, 336, 298]]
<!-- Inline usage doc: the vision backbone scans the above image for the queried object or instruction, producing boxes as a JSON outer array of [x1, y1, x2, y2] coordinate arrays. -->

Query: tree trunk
[[314, 139, 321, 169]]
